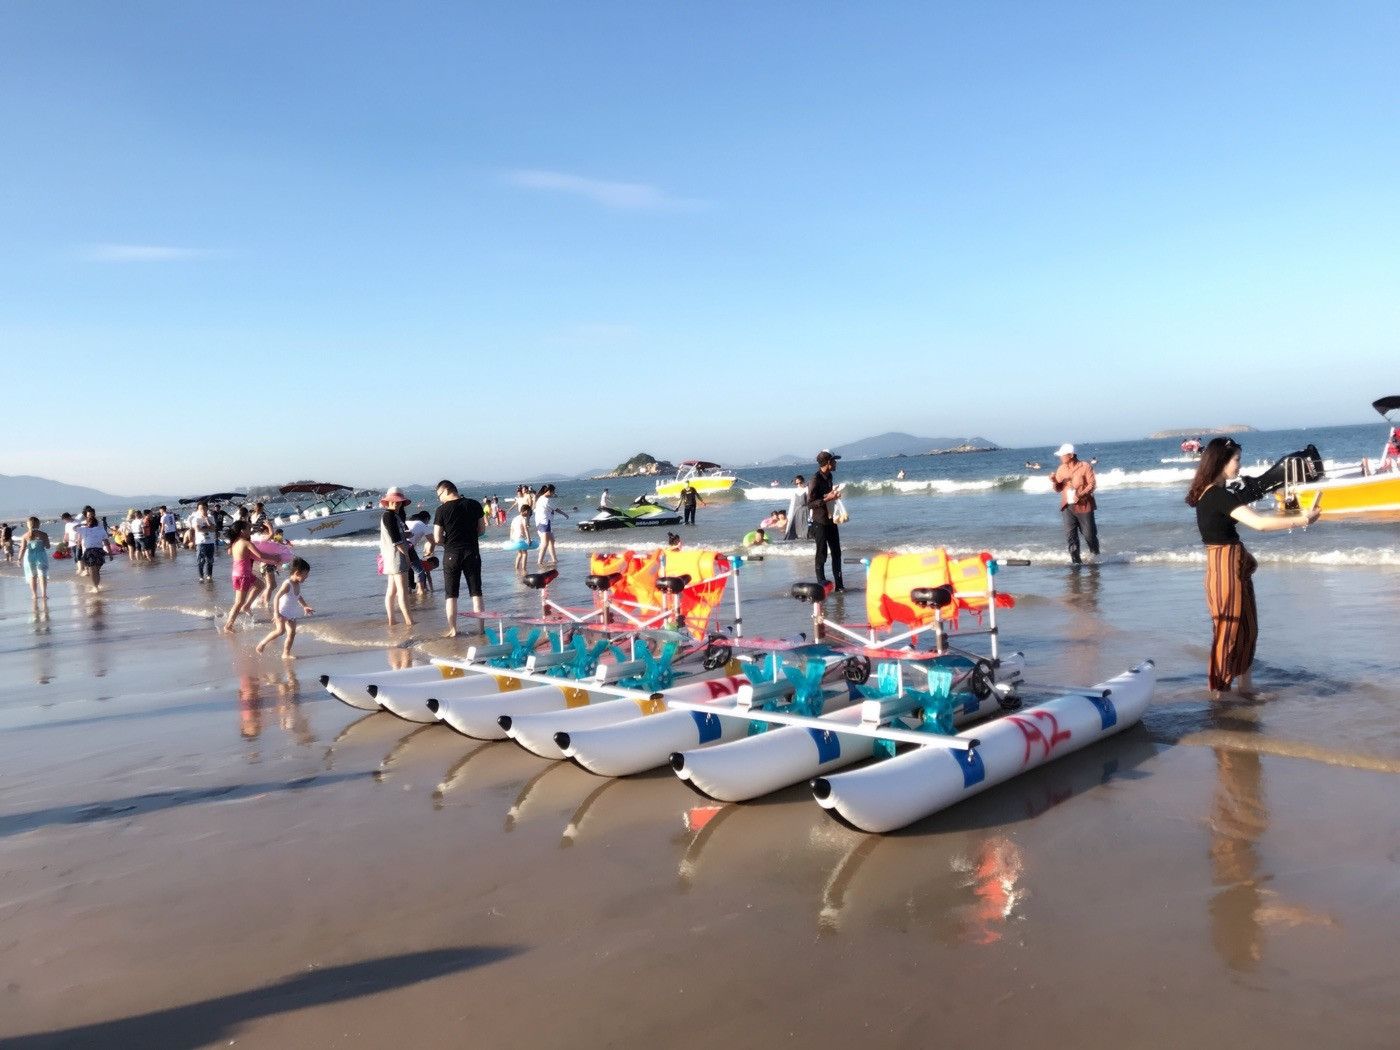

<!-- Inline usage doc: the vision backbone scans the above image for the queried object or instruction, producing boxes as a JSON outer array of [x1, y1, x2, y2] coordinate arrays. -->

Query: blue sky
[[3, 2, 1397, 494]]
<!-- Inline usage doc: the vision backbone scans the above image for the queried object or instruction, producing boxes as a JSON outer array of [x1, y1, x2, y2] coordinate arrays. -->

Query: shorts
[[441, 548, 482, 600], [164, 531, 177, 545], [537, 521, 552, 535], [231, 571, 256, 592], [81, 548, 107, 568], [144, 534, 157, 554]]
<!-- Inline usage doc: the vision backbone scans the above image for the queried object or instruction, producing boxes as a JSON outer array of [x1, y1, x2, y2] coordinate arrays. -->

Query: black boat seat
[[791, 582, 831, 603], [585, 573, 622, 592], [656, 574, 692, 595], [911, 586, 954, 609], [523, 570, 559, 590]]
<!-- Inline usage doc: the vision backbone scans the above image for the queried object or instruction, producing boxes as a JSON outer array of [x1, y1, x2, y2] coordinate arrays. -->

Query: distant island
[[593, 452, 677, 480], [1147, 425, 1258, 439]]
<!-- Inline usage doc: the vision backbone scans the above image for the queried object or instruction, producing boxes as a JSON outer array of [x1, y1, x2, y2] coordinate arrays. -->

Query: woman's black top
[[1195, 484, 1247, 545]]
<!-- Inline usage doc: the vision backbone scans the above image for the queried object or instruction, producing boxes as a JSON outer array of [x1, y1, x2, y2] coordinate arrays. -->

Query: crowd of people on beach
[[2, 442, 1328, 691]]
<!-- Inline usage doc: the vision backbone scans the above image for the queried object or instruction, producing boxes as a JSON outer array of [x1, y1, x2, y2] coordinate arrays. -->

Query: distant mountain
[[0, 474, 169, 520], [831, 432, 1000, 460], [1146, 425, 1257, 439]]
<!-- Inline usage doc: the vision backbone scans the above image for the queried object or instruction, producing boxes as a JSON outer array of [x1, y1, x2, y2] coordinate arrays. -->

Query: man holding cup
[[1049, 443, 1099, 565]]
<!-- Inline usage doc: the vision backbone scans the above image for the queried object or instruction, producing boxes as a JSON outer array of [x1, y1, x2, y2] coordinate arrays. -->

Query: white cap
[[1054, 443, 1075, 457]]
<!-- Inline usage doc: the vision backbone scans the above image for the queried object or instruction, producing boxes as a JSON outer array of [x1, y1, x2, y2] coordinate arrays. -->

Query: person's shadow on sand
[[2, 946, 524, 1048]]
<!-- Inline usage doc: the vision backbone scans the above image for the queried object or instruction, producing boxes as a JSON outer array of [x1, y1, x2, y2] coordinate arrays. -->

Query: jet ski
[[577, 495, 683, 532]]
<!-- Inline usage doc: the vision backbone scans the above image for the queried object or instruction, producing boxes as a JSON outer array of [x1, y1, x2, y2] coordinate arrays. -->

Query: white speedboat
[[656, 461, 737, 499], [271, 482, 384, 540]]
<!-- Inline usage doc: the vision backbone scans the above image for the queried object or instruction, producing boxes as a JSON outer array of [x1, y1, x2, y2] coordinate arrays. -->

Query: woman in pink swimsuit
[[222, 521, 279, 632]]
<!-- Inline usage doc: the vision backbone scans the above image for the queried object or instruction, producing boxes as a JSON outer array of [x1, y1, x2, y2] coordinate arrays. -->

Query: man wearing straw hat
[[1048, 443, 1099, 565]]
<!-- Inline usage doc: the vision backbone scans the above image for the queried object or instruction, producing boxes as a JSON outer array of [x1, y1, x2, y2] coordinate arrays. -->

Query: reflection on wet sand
[[374, 724, 441, 781], [236, 670, 311, 743], [675, 726, 1160, 935], [504, 761, 594, 831], [821, 831, 1027, 943], [1207, 704, 1339, 971], [430, 742, 535, 809], [560, 770, 692, 849]]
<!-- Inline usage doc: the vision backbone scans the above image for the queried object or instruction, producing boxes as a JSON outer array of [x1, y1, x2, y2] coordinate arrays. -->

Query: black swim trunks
[[441, 549, 482, 600]]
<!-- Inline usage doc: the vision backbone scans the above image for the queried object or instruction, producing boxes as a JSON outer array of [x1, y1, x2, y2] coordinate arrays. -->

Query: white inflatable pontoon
[[811, 661, 1156, 833]]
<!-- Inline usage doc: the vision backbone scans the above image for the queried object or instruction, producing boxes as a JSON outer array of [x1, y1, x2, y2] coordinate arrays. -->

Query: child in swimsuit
[[222, 521, 280, 632], [257, 558, 314, 658]]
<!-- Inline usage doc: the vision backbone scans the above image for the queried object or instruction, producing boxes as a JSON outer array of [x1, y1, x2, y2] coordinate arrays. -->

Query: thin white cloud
[[82, 244, 215, 262], [506, 170, 709, 212]]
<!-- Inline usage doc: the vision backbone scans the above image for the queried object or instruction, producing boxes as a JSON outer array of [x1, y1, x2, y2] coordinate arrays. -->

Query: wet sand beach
[[3, 544, 1400, 1048]]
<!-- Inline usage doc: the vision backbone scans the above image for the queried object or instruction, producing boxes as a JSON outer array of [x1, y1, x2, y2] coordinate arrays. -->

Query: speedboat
[[577, 495, 682, 532], [269, 482, 385, 540], [1277, 397, 1400, 516], [656, 461, 737, 499]]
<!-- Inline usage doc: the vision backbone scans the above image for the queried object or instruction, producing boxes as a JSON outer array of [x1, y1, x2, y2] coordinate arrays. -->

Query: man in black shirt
[[806, 450, 844, 591], [680, 482, 703, 526], [432, 480, 486, 638]]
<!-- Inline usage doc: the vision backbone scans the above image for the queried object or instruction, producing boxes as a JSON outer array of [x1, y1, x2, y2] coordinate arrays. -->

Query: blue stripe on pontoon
[[1085, 695, 1117, 731], [690, 711, 722, 744], [806, 728, 841, 764]]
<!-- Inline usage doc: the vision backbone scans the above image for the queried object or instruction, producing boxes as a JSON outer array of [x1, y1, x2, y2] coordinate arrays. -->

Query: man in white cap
[[1048, 443, 1099, 565]]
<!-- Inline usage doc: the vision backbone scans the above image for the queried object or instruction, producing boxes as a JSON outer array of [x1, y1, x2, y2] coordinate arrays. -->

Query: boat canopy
[[279, 481, 352, 496], [679, 460, 722, 469], [1372, 396, 1400, 418], [178, 492, 246, 505]]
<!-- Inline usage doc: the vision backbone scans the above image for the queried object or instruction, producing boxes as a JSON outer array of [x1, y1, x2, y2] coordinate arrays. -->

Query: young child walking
[[510, 505, 534, 573], [257, 558, 314, 658]]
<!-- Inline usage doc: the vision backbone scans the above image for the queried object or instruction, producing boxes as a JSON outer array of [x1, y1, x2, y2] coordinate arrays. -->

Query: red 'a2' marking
[[1007, 710, 1071, 767], [703, 676, 744, 700]]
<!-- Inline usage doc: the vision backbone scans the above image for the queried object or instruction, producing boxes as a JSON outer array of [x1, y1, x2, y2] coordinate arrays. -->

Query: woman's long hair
[[1186, 438, 1240, 507], [227, 520, 250, 543]]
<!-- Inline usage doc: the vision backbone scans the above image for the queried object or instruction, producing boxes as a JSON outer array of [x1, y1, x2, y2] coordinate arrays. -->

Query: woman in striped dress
[[1185, 438, 1322, 697]]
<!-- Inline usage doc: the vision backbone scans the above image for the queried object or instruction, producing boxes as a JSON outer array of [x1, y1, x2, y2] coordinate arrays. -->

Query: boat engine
[[1231, 443, 1325, 507]]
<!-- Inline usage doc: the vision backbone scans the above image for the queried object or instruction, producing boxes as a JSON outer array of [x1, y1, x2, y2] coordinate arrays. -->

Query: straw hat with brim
[[1054, 444, 1075, 457], [379, 487, 409, 506]]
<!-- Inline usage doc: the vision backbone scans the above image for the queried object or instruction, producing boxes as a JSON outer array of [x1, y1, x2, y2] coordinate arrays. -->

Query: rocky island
[[593, 452, 676, 479], [1147, 425, 1258, 439]]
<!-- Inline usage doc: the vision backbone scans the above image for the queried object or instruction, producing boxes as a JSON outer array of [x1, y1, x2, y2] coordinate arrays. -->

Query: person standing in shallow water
[[805, 450, 844, 591], [1185, 437, 1322, 698], [433, 480, 485, 638], [1048, 443, 1099, 565], [680, 482, 704, 526], [18, 517, 51, 599], [75, 507, 110, 592]]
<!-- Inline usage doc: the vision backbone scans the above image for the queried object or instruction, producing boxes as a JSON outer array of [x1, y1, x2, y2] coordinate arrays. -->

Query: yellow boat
[[655, 461, 738, 499], [1279, 396, 1400, 516]]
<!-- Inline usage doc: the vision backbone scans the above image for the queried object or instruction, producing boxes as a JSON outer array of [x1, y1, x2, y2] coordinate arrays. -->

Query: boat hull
[[1287, 471, 1400, 516], [812, 662, 1155, 833], [275, 506, 383, 541], [656, 477, 736, 498]]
